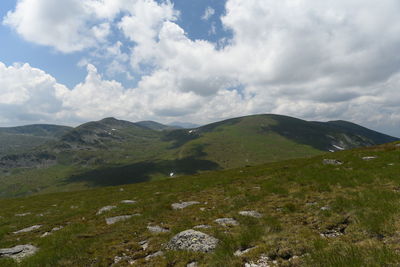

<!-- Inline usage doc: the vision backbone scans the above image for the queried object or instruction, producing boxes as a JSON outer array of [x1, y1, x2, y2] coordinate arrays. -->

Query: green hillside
[[0, 125, 72, 156], [0, 115, 397, 198], [0, 142, 399, 266]]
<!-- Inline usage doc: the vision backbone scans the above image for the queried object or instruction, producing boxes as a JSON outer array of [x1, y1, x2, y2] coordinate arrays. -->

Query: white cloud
[[202, 6, 215, 21], [1, 0, 400, 136]]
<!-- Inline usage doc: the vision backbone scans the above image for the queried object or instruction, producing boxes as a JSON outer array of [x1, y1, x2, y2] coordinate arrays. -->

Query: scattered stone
[[200, 207, 206, 211], [320, 230, 343, 238], [362, 156, 377, 161], [51, 226, 63, 232], [96, 205, 117, 215], [187, 262, 198, 267], [113, 255, 135, 265], [40, 232, 50, 238], [167, 229, 219, 252], [320, 206, 330, 211], [106, 215, 139, 225], [215, 218, 239, 227], [147, 225, 169, 233], [15, 212, 31, 217], [13, 225, 42, 234], [245, 254, 271, 267], [171, 201, 200, 210], [239, 210, 263, 218], [234, 246, 257, 256], [121, 200, 136, 204], [119, 188, 124, 192], [139, 240, 149, 250], [70, 205, 78, 209], [323, 159, 343, 165], [0, 245, 38, 262], [194, 224, 212, 229], [145, 251, 164, 260]]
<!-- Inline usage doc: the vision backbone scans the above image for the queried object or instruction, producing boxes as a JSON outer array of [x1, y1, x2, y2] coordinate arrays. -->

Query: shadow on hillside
[[65, 157, 220, 187]]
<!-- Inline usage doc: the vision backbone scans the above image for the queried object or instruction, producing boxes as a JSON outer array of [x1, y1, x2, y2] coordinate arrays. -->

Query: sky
[[0, 0, 399, 137]]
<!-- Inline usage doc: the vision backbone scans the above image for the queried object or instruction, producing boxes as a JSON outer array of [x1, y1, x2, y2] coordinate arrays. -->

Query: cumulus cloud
[[1, 0, 400, 136]]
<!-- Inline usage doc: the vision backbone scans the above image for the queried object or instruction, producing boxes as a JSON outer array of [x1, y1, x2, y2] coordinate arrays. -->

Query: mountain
[[0, 114, 397, 198], [0, 124, 72, 156], [1, 141, 400, 266], [136, 121, 178, 131]]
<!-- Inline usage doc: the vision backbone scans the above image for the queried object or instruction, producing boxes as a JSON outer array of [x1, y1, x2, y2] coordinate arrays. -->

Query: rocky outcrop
[[167, 230, 218, 252], [0, 245, 38, 261]]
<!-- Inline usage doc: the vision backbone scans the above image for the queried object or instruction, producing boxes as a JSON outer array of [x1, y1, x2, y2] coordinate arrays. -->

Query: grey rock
[[239, 210, 263, 218], [193, 224, 212, 229], [320, 206, 330, 211], [245, 254, 271, 267], [215, 218, 239, 227], [96, 205, 116, 215], [167, 229, 218, 252], [0, 245, 38, 262], [234, 246, 257, 256], [187, 262, 198, 267], [147, 225, 169, 233], [145, 251, 164, 260], [139, 240, 149, 250], [171, 201, 200, 210], [323, 159, 343, 165], [13, 225, 42, 234], [362, 156, 377, 161], [121, 200, 136, 204], [106, 214, 139, 225]]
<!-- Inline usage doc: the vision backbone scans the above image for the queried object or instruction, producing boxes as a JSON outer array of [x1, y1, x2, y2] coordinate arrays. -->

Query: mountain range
[[0, 114, 397, 198]]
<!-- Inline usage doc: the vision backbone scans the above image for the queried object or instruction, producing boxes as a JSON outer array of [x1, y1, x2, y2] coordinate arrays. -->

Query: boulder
[[167, 230, 218, 253], [0, 245, 38, 262]]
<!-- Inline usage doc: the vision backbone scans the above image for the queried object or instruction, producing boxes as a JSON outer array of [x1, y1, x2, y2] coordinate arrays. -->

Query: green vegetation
[[0, 142, 399, 266], [0, 115, 397, 199]]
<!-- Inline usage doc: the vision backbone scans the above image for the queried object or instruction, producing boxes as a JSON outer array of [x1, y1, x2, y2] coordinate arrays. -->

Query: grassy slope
[[177, 115, 322, 168], [0, 142, 400, 266]]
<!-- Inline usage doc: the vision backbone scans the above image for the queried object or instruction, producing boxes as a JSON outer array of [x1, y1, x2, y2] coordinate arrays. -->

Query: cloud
[[202, 6, 215, 21], [1, 0, 400, 136]]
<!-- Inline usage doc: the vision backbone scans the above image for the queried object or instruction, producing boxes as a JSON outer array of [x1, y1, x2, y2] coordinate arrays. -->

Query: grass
[[0, 143, 399, 266]]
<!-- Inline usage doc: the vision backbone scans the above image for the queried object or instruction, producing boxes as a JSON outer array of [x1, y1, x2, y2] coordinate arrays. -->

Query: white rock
[[147, 225, 169, 233], [15, 213, 31, 217], [234, 246, 257, 256], [145, 251, 164, 260], [0, 245, 38, 262], [96, 205, 117, 215], [215, 218, 239, 227], [106, 215, 139, 225], [13, 225, 42, 234], [239, 211, 263, 218], [171, 201, 200, 210], [167, 230, 219, 252]]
